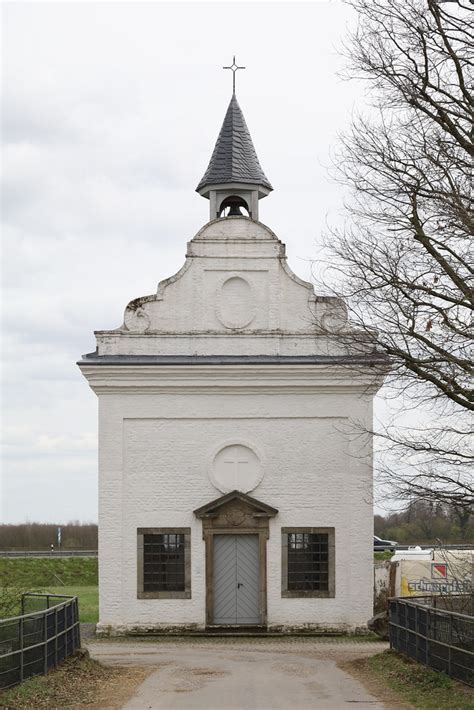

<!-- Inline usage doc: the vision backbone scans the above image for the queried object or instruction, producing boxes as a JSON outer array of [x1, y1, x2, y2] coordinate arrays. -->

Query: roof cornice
[[78, 361, 388, 396]]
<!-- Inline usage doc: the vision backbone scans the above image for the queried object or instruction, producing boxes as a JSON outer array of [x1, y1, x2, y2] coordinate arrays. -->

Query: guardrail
[[389, 596, 474, 686], [0, 550, 98, 558], [2, 546, 472, 557], [0, 593, 81, 689]]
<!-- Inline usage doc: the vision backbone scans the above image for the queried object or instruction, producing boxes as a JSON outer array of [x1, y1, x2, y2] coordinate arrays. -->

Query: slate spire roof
[[196, 94, 273, 193]]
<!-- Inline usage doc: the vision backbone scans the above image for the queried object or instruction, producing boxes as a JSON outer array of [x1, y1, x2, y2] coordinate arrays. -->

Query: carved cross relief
[[222, 452, 250, 489], [212, 443, 262, 494]]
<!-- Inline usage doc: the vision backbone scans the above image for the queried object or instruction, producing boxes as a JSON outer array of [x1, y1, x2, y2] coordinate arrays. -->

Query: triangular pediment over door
[[194, 490, 278, 530]]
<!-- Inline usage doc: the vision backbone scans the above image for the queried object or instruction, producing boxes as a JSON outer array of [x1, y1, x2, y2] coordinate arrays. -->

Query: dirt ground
[[70, 666, 151, 710], [0, 654, 151, 710]]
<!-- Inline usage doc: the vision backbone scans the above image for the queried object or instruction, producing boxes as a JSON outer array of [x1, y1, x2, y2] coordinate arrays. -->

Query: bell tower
[[196, 57, 273, 221]]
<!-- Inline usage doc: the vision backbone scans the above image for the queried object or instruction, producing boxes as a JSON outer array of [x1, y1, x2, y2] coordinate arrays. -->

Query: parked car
[[374, 535, 398, 552]]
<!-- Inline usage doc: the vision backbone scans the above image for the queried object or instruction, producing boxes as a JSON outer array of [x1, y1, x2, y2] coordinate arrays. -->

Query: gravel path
[[87, 637, 389, 709]]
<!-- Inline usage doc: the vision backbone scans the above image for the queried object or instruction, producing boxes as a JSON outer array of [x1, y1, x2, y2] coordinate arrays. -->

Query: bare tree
[[322, 0, 473, 513]]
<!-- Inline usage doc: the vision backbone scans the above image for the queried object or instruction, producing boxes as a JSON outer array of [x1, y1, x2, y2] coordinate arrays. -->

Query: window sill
[[282, 590, 334, 598], [137, 590, 191, 600]]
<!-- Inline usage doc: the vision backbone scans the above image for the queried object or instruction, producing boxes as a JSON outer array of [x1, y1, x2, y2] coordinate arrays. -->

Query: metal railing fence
[[0, 593, 81, 689], [389, 596, 474, 686], [374, 544, 474, 551], [407, 593, 474, 616]]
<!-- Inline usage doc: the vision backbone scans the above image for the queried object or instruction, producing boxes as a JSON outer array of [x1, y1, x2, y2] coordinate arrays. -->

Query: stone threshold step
[[127, 631, 345, 639]]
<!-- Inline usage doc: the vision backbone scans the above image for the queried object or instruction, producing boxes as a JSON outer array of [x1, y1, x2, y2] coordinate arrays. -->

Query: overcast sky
[[1, 1, 377, 523]]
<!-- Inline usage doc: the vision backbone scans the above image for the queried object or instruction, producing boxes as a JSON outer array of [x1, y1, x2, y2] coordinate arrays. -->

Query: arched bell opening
[[218, 195, 250, 218]]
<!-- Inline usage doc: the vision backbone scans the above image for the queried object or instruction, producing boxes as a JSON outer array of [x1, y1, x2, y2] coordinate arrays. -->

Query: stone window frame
[[281, 527, 335, 598], [137, 527, 191, 599]]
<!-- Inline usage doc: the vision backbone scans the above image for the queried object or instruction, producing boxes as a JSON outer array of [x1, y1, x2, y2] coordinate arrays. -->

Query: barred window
[[282, 528, 335, 598], [137, 528, 191, 599], [143, 533, 185, 592], [288, 533, 328, 591]]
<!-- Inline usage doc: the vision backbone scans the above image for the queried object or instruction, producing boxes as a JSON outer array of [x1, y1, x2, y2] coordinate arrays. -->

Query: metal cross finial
[[223, 55, 246, 94]]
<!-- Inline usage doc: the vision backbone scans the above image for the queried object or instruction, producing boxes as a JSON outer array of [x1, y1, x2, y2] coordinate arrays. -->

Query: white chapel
[[79, 73, 386, 635]]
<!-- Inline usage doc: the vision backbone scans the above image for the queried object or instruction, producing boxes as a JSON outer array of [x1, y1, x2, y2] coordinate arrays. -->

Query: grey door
[[213, 535, 260, 625]]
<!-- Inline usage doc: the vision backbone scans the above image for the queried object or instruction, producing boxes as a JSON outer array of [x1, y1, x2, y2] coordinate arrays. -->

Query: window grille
[[137, 528, 191, 599], [281, 527, 335, 598], [143, 533, 185, 592], [287, 532, 329, 591]]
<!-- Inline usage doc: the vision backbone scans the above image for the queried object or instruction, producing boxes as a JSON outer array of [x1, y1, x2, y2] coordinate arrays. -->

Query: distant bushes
[[0, 523, 98, 551], [374, 501, 473, 544]]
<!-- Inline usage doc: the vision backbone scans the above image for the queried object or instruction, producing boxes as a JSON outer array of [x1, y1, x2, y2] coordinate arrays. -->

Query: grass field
[[36, 586, 98, 623], [0, 557, 98, 623], [0, 556, 98, 587], [347, 650, 474, 710]]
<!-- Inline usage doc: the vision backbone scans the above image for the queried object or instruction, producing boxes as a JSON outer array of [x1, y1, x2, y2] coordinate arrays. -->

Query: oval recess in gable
[[216, 276, 255, 329]]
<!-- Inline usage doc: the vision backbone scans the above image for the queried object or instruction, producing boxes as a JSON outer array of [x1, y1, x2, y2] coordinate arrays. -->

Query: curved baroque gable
[[95, 217, 355, 357]]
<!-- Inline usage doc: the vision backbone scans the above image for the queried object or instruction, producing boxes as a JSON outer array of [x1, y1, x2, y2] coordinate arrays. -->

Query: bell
[[227, 204, 243, 216]]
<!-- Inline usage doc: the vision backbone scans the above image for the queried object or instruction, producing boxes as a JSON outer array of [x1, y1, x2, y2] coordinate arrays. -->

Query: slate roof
[[196, 94, 273, 193]]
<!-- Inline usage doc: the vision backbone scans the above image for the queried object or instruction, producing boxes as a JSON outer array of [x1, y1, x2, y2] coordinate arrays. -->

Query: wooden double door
[[193, 490, 278, 627], [213, 534, 260, 625]]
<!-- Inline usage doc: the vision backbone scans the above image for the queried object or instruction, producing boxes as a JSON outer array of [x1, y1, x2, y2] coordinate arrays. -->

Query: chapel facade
[[79, 84, 385, 635]]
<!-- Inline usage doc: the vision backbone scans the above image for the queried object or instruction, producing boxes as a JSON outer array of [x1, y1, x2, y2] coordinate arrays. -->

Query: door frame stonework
[[194, 491, 278, 627]]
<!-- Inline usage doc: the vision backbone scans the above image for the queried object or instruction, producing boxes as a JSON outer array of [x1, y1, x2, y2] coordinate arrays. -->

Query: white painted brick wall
[[94, 218, 372, 358], [81, 216, 383, 634], [96, 390, 374, 632]]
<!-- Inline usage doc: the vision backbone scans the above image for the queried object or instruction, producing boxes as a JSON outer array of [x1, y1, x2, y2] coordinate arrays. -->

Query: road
[[88, 637, 389, 710]]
